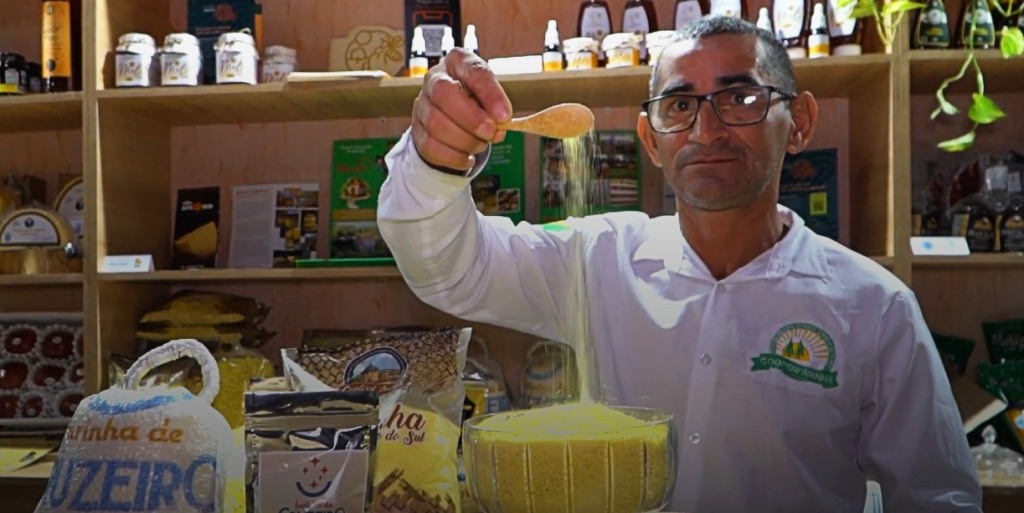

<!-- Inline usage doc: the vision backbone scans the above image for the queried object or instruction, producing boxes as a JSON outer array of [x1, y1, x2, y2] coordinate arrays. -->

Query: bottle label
[[161, 53, 200, 86], [774, 0, 806, 39], [262, 62, 294, 83], [827, 0, 858, 37], [675, 1, 703, 30], [543, 52, 563, 71], [967, 217, 996, 252], [624, 6, 651, 34], [116, 53, 151, 87], [1003, 215, 1024, 252], [917, 1, 951, 46], [581, 6, 612, 40], [217, 50, 257, 85], [42, 1, 72, 79], [409, 56, 428, 78], [808, 36, 830, 58], [962, 0, 996, 45], [710, 0, 743, 18]]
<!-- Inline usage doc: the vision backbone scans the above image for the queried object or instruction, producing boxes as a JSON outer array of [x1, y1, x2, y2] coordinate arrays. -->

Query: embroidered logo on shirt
[[751, 323, 838, 389]]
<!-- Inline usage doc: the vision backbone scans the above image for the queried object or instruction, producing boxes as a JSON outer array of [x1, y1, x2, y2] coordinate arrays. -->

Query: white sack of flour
[[34, 339, 242, 513]]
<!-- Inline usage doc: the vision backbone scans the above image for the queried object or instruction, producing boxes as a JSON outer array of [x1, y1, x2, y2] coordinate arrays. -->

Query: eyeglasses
[[641, 85, 797, 134]]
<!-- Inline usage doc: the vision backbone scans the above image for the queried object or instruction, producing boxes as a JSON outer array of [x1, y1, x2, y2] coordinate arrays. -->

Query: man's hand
[[412, 49, 513, 172]]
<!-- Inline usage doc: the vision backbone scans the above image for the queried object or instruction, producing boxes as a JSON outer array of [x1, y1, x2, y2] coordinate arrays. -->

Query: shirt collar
[[632, 205, 831, 282]]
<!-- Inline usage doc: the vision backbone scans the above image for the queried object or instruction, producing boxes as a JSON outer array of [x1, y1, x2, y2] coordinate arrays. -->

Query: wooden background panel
[[0, 1, 43, 64], [0, 131, 83, 204], [913, 268, 1024, 382], [911, 92, 1023, 168], [0, 286, 82, 313]]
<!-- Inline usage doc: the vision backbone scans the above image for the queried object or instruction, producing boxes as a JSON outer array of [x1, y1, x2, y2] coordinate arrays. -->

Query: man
[[377, 15, 982, 513]]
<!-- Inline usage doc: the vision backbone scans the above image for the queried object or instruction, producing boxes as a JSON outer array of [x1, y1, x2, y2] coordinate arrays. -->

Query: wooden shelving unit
[[0, 1, 1021, 509]]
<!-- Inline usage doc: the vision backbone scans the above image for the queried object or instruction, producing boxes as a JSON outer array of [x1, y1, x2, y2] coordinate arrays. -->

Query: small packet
[[245, 390, 378, 513], [285, 327, 471, 513], [982, 319, 1024, 364], [932, 332, 976, 376], [979, 361, 1024, 454]]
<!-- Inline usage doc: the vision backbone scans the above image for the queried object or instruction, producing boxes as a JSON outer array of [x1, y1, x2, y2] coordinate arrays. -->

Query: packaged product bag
[[35, 339, 242, 513], [285, 327, 471, 513]]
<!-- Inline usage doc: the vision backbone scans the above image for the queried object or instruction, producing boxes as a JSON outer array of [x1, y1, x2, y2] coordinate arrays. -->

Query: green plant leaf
[[1001, 27, 1024, 57], [968, 93, 1006, 124], [851, 0, 877, 18], [881, 0, 926, 15], [837, 0, 857, 7], [938, 131, 976, 152], [931, 94, 959, 118]]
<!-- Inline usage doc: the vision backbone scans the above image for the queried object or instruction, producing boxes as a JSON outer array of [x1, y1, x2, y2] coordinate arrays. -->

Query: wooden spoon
[[497, 103, 595, 140]]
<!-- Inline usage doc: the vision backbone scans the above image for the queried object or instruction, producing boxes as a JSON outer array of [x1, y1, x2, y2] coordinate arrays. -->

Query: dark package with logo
[[244, 390, 378, 513], [187, 0, 260, 85], [982, 318, 1024, 364], [282, 327, 471, 513], [171, 186, 221, 269]]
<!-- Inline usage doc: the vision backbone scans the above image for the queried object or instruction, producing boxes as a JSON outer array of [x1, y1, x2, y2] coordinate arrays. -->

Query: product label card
[[257, 450, 369, 513]]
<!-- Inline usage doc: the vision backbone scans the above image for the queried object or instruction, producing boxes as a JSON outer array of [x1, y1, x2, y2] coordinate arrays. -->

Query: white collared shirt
[[377, 129, 982, 513]]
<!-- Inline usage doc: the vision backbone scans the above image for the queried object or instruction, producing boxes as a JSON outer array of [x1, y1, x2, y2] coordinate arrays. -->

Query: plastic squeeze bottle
[[807, 3, 831, 58]]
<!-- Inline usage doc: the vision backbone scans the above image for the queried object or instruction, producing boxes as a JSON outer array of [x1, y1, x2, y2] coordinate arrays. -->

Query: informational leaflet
[[229, 183, 319, 268]]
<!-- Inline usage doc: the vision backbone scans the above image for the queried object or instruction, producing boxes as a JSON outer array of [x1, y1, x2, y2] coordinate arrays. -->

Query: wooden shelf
[[909, 50, 1024, 94], [871, 256, 895, 268], [912, 254, 1024, 268], [94, 54, 891, 127], [98, 267, 403, 282], [0, 274, 83, 286], [0, 92, 83, 133]]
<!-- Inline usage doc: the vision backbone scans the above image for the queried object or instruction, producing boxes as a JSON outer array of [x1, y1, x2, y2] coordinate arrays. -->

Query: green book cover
[[330, 133, 526, 259], [539, 130, 643, 223], [330, 137, 400, 259]]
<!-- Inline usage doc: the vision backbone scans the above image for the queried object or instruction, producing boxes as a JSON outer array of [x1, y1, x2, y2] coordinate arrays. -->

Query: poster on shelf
[[228, 183, 319, 269], [171, 186, 221, 270], [330, 134, 526, 259], [539, 130, 643, 223], [330, 137, 401, 259]]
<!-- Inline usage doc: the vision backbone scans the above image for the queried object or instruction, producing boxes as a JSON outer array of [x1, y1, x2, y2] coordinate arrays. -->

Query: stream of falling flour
[[560, 130, 601, 405]]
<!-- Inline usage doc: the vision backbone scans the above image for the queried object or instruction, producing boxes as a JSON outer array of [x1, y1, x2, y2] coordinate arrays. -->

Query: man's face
[[638, 34, 813, 213]]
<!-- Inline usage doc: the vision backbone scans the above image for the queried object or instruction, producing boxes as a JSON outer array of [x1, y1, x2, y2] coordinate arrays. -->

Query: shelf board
[[95, 54, 891, 127], [0, 92, 83, 133], [871, 256, 895, 268], [0, 273, 83, 286], [912, 253, 1024, 268], [98, 267, 403, 282], [910, 50, 1024, 95]]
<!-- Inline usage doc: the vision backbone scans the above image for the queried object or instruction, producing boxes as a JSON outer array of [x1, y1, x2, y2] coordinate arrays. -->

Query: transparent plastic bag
[[34, 339, 243, 513]]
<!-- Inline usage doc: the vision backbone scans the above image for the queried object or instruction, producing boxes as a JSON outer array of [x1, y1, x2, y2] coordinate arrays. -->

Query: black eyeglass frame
[[640, 85, 798, 134]]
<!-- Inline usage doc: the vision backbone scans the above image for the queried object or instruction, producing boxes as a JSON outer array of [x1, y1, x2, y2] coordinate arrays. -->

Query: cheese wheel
[[52, 176, 85, 241], [0, 207, 76, 248]]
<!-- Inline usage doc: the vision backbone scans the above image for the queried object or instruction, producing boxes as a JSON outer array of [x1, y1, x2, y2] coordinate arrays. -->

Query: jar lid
[[164, 33, 200, 47], [118, 33, 156, 47], [265, 45, 297, 58], [645, 30, 679, 48], [563, 37, 599, 54], [601, 32, 643, 52], [217, 31, 256, 47], [117, 32, 157, 56], [0, 53, 26, 63]]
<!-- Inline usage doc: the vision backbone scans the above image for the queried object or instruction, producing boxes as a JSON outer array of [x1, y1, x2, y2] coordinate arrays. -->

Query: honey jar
[[563, 37, 599, 70], [602, 32, 643, 69]]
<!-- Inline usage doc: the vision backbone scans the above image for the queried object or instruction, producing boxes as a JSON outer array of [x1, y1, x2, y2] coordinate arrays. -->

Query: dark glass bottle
[[578, 0, 613, 64], [41, 0, 81, 92], [958, 0, 996, 49], [623, 0, 658, 63], [914, 0, 952, 49]]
